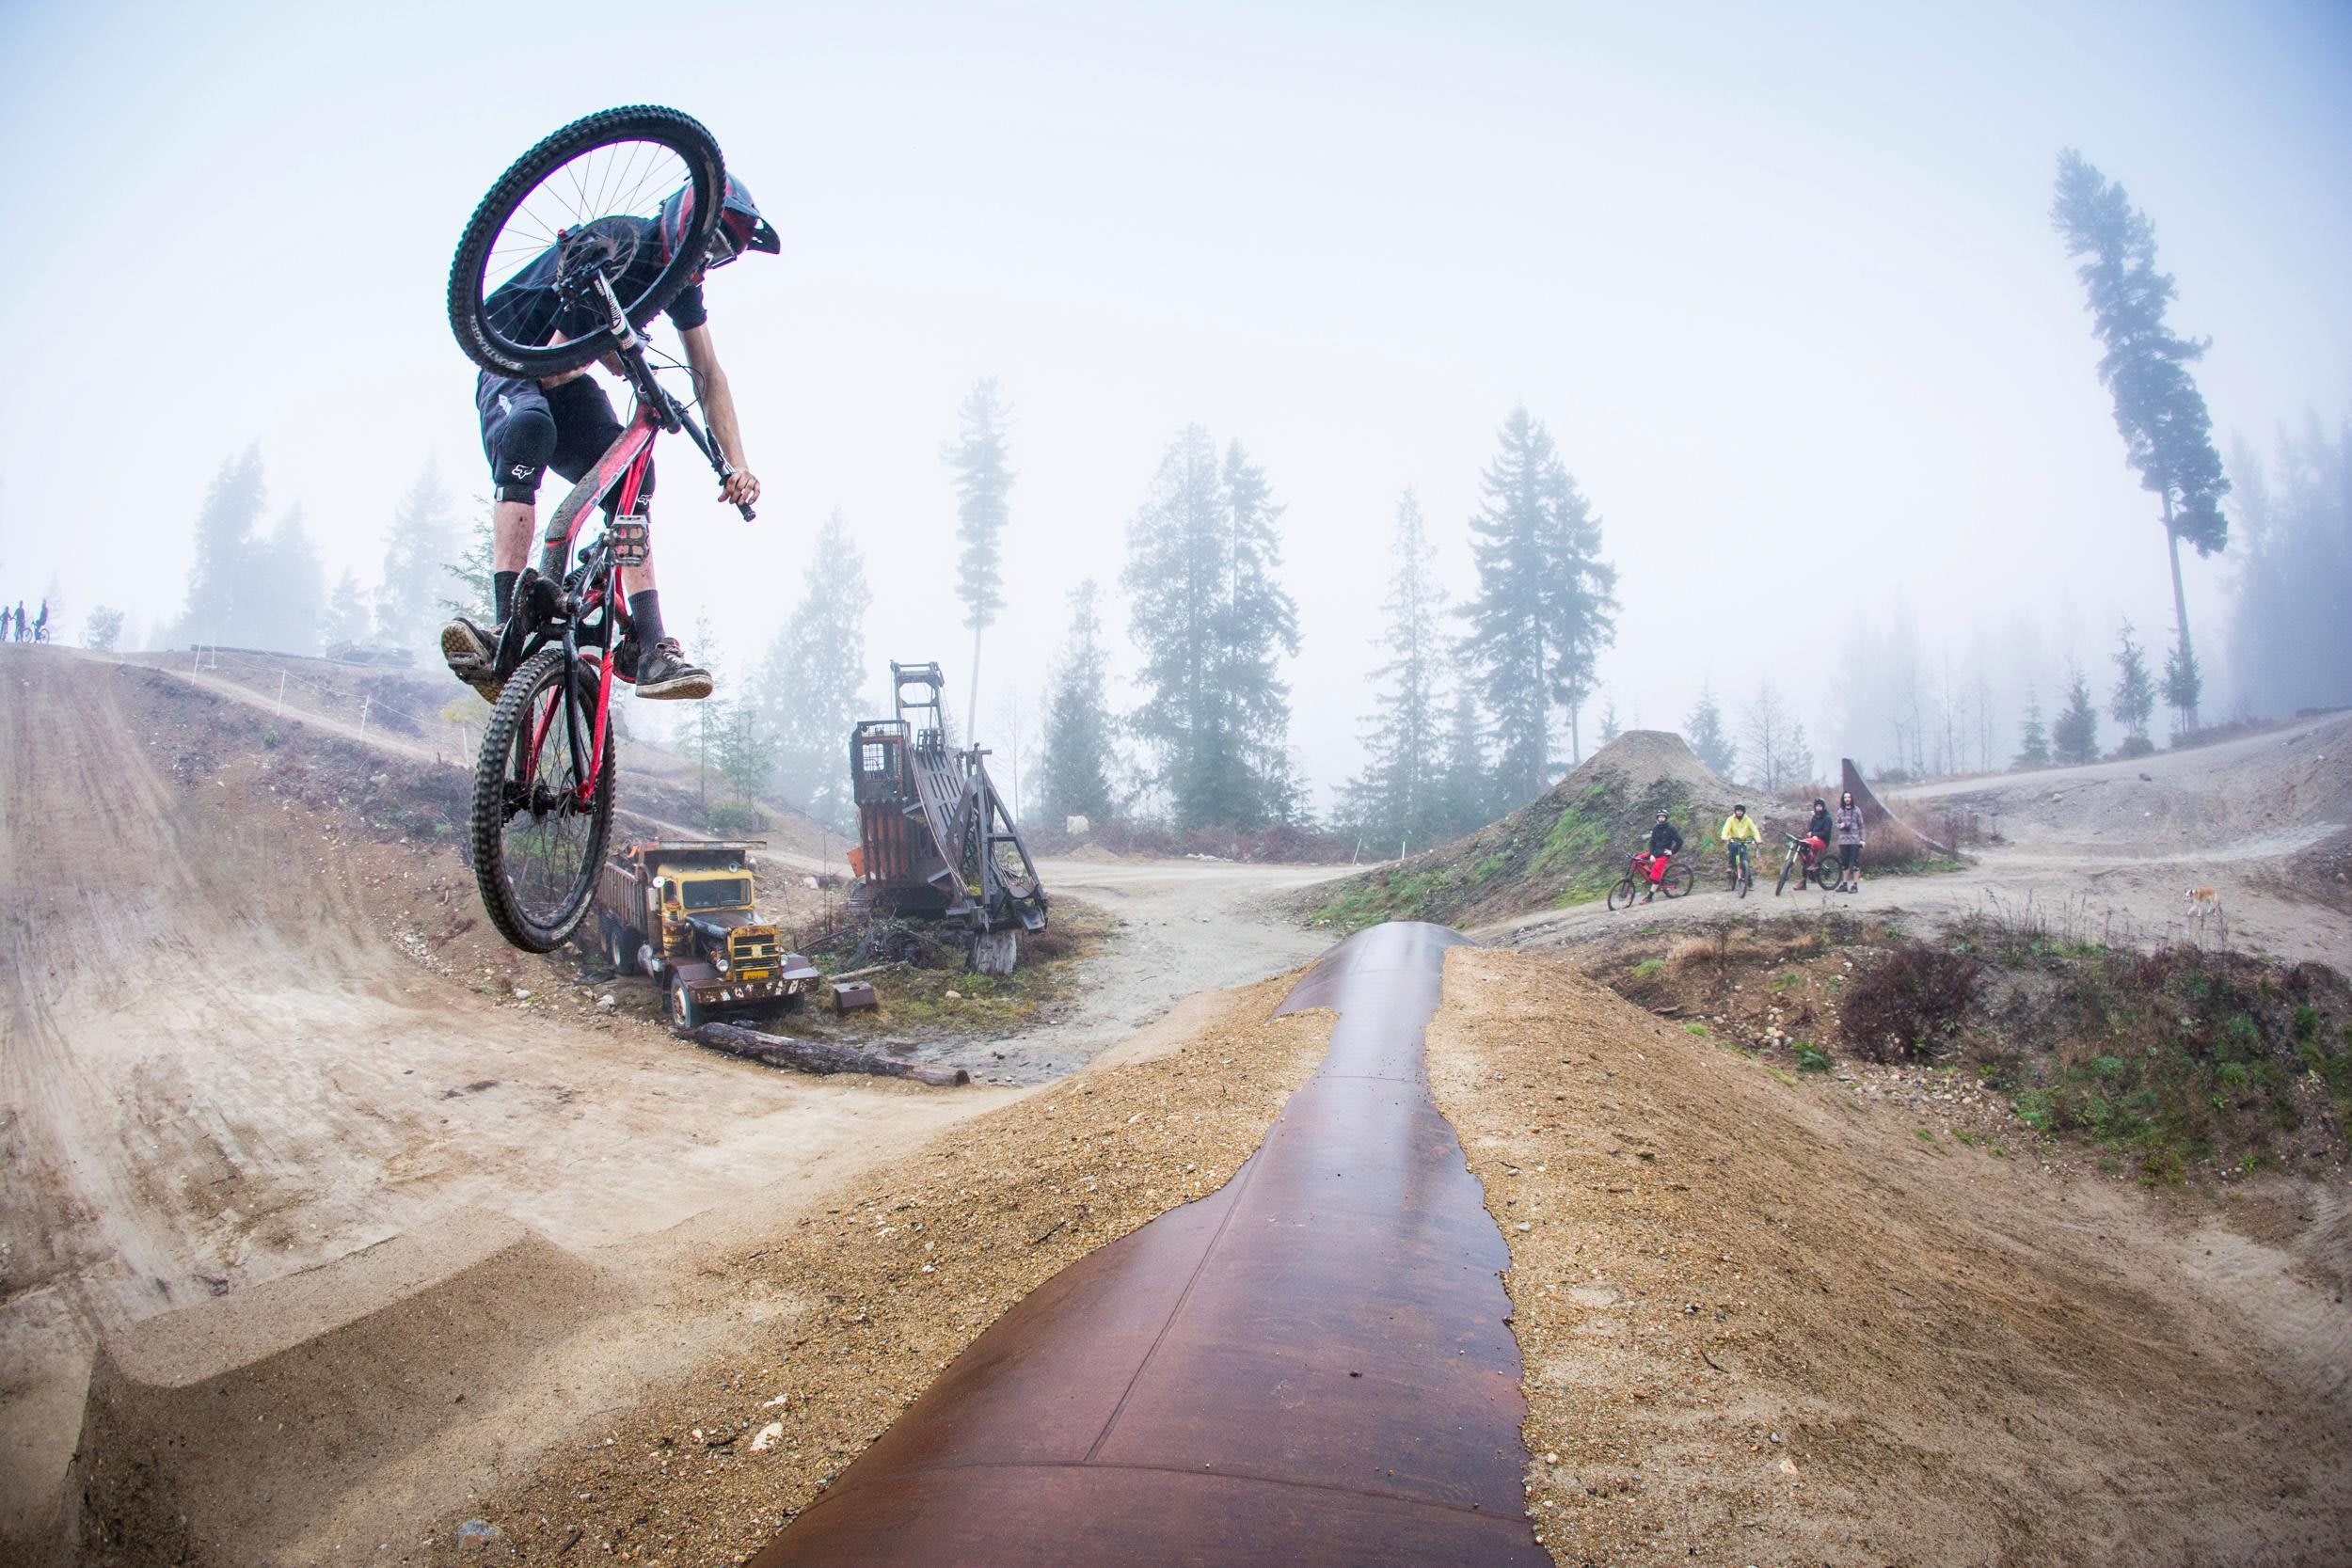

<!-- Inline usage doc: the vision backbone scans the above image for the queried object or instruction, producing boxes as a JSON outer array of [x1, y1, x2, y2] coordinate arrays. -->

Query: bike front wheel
[[1607, 876, 1639, 911], [1660, 861, 1696, 899], [470, 645, 615, 952]]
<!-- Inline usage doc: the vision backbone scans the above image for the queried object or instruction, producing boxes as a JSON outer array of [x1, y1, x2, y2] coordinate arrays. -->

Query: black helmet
[[1656, 809, 1670, 820], [1733, 803, 1746, 813], [660, 174, 780, 270]]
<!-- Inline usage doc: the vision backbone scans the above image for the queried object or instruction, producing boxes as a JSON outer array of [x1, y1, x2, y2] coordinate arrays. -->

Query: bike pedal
[[607, 517, 650, 567]]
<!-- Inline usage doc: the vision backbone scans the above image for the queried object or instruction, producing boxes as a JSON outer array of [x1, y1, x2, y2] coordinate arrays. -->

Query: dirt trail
[[1486, 713, 2352, 966], [0, 649, 1001, 1553], [1428, 945, 2352, 1564]]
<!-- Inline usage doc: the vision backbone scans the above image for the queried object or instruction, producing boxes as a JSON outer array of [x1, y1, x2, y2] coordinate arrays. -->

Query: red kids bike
[[446, 106, 753, 951], [1607, 848, 1694, 911]]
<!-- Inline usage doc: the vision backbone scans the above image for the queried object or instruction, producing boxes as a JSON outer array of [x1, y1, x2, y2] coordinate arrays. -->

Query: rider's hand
[[722, 468, 761, 508]]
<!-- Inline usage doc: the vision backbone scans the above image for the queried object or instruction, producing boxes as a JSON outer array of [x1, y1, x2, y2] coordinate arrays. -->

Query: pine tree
[[441, 511, 495, 624], [1458, 407, 1619, 801], [175, 444, 267, 645], [375, 459, 464, 653], [2013, 690, 2052, 769], [247, 505, 326, 654], [943, 378, 1013, 736], [1339, 490, 1449, 855], [711, 695, 779, 800], [1433, 683, 1496, 838], [2052, 151, 2229, 727], [324, 569, 373, 649], [2226, 415, 2352, 715], [83, 606, 124, 652], [1684, 684, 1738, 779], [1041, 578, 1116, 826], [757, 508, 872, 830], [1597, 696, 1621, 746], [1122, 427, 1300, 830], [2052, 668, 2100, 765], [2109, 620, 2155, 743], [2162, 631, 2201, 736]]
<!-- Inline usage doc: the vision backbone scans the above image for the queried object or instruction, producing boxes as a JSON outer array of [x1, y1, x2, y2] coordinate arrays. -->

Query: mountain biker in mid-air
[[1640, 809, 1684, 902], [1720, 802, 1761, 886], [441, 176, 778, 705]]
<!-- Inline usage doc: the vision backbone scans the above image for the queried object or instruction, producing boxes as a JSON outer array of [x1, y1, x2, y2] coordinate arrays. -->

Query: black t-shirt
[[482, 216, 708, 350], [1648, 821, 1683, 855]]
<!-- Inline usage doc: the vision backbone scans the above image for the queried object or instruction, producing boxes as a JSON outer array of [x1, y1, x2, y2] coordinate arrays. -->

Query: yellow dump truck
[[593, 841, 819, 1028]]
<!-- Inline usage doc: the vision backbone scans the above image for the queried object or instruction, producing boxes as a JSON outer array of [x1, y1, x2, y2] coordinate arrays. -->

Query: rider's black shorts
[[476, 372, 654, 507]]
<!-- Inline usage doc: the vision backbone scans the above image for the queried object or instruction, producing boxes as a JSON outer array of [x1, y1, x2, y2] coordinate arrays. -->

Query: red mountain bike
[[446, 106, 753, 952]]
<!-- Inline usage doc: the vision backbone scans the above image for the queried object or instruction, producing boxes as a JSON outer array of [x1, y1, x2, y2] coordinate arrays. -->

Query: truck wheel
[[666, 977, 704, 1031], [608, 923, 631, 974]]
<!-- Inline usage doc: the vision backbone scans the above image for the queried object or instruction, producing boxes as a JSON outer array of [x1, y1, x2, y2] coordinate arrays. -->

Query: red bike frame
[[519, 404, 659, 810]]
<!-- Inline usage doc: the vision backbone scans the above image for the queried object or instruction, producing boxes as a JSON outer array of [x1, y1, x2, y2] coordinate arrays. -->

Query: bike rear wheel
[[470, 645, 615, 952], [449, 105, 726, 379], [1607, 876, 1639, 911]]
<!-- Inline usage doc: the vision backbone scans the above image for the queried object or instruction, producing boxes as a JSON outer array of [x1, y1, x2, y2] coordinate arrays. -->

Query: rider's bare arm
[[678, 324, 759, 509]]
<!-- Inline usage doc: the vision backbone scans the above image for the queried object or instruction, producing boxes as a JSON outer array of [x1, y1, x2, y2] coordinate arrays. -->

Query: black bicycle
[[1727, 838, 1756, 897], [446, 105, 753, 952], [1773, 832, 1838, 897]]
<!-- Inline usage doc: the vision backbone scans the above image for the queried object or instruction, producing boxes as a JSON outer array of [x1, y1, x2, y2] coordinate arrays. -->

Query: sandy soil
[[1426, 944, 2352, 1565], [1486, 712, 2352, 968]]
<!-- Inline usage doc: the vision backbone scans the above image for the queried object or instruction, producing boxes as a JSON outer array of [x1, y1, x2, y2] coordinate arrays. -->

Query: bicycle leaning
[[445, 106, 754, 952]]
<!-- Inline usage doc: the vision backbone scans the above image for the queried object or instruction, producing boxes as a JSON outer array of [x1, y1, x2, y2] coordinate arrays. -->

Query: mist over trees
[[2227, 414, 2352, 716], [753, 507, 873, 830], [944, 378, 1013, 736], [1338, 489, 1449, 855], [1684, 685, 1736, 779], [1740, 679, 1816, 793], [170, 445, 330, 656], [1040, 578, 1116, 826], [376, 461, 463, 655], [1459, 407, 1618, 801], [2051, 150, 2229, 728], [1121, 427, 1302, 831], [2053, 669, 2101, 765]]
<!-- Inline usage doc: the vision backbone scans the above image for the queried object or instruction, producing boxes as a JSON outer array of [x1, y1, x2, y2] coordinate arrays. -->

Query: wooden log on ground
[[686, 1022, 970, 1086]]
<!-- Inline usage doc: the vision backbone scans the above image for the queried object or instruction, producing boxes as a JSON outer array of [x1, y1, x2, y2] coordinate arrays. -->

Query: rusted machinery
[[848, 661, 1047, 972]]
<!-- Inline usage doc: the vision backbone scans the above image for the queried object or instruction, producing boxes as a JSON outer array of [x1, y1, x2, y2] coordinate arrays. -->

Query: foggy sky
[[3, 1, 2347, 805]]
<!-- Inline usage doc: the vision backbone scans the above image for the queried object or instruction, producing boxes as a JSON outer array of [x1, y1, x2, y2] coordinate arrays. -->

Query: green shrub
[[1794, 1043, 1832, 1073]]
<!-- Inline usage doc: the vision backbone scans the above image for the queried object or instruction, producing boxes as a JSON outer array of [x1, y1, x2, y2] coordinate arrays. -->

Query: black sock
[[628, 590, 665, 645], [493, 571, 519, 623]]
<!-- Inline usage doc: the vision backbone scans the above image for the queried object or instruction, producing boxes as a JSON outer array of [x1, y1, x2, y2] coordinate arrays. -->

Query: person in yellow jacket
[[1720, 803, 1763, 888]]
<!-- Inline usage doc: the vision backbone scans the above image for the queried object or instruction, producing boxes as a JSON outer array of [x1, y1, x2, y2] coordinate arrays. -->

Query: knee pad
[[491, 407, 558, 502]]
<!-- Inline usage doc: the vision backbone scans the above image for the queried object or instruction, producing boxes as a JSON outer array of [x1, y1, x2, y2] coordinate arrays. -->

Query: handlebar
[[595, 271, 756, 522]]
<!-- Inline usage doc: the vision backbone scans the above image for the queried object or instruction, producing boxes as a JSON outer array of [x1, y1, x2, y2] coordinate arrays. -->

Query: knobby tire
[[469, 645, 615, 952]]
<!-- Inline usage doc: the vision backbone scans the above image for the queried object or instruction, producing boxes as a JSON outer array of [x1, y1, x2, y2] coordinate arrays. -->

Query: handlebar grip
[[737, 501, 756, 521]]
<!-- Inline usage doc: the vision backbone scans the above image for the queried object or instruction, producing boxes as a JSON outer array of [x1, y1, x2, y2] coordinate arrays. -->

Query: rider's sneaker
[[627, 638, 713, 701], [440, 617, 503, 704]]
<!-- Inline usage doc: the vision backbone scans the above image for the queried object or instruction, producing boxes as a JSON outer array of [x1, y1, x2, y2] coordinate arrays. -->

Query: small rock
[[513, 988, 532, 1001], [456, 1519, 501, 1551], [945, 990, 962, 1001], [597, 993, 617, 1010], [750, 1420, 786, 1452]]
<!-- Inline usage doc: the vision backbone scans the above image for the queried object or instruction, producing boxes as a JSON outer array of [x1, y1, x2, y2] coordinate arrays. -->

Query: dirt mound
[[1428, 946, 2352, 1563], [72, 1210, 599, 1567], [1311, 730, 1768, 930]]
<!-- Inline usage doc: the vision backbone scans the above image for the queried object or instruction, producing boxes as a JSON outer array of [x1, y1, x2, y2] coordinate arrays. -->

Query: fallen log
[[685, 1022, 970, 1086]]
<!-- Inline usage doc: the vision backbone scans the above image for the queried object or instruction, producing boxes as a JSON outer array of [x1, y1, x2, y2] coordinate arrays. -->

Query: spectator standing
[[1835, 790, 1866, 894]]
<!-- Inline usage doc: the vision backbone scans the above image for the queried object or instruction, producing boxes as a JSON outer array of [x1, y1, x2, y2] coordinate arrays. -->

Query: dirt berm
[[1314, 730, 1764, 931], [1431, 944, 2352, 1564]]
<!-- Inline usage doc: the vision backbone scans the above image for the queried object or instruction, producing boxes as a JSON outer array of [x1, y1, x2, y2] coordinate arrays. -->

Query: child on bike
[[1720, 803, 1761, 886], [1641, 810, 1683, 901], [442, 176, 777, 705]]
